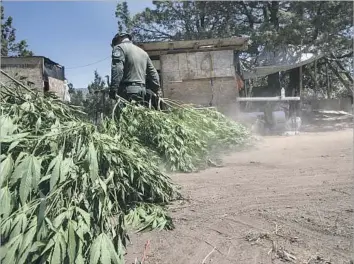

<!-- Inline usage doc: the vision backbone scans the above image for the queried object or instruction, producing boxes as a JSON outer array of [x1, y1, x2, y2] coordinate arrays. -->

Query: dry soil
[[126, 129, 353, 264]]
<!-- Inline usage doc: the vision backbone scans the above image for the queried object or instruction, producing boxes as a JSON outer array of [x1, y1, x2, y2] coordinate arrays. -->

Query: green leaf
[[104, 234, 121, 264], [117, 237, 125, 257], [75, 207, 90, 227], [35, 117, 42, 134], [0, 154, 6, 162], [0, 155, 13, 187], [53, 211, 68, 229], [10, 213, 28, 240], [36, 219, 49, 241], [2, 234, 23, 263], [8, 141, 20, 152], [89, 234, 103, 264], [75, 254, 85, 264], [39, 174, 51, 184], [60, 158, 72, 183], [129, 165, 134, 183], [37, 192, 47, 231], [0, 115, 17, 137], [0, 132, 30, 143], [2, 218, 13, 237], [17, 217, 37, 264], [51, 238, 62, 264], [50, 152, 62, 191], [87, 142, 99, 182], [67, 221, 77, 264], [17, 246, 32, 264], [76, 136, 82, 154], [31, 157, 42, 192], [58, 232, 67, 261], [0, 187, 12, 218], [77, 146, 87, 161], [75, 216, 91, 243], [98, 178, 107, 196], [11, 155, 27, 190], [42, 236, 56, 255], [19, 155, 41, 204], [29, 241, 46, 253], [46, 155, 59, 175], [14, 152, 27, 167], [100, 235, 111, 264], [49, 232, 67, 264]]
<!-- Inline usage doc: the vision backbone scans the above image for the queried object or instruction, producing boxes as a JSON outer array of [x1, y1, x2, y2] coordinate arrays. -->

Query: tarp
[[242, 45, 324, 80]]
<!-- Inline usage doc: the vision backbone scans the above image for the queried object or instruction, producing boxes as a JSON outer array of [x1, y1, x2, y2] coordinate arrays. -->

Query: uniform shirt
[[110, 39, 160, 93]]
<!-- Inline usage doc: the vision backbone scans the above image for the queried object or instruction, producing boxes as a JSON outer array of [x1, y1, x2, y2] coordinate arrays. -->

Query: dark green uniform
[[110, 39, 160, 104]]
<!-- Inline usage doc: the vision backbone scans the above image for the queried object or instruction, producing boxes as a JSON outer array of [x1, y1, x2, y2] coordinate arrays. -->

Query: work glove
[[157, 89, 163, 98], [109, 89, 117, 100]]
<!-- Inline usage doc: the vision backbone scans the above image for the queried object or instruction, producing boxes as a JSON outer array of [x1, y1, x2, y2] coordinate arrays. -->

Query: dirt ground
[[126, 128, 353, 264]]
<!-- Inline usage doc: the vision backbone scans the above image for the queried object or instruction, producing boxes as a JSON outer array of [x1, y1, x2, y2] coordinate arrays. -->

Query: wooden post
[[326, 62, 330, 98], [246, 79, 253, 110], [298, 40, 303, 118], [297, 66, 302, 117], [234, 76, 240, 116], [299, 66, 303, 96], [244, 79, 248, 97], [314, 59, 318, 96]]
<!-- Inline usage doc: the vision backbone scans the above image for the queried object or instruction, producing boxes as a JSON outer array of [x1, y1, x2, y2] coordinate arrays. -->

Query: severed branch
[[0, 69, 35, 94], [202, 247, 216, 264]]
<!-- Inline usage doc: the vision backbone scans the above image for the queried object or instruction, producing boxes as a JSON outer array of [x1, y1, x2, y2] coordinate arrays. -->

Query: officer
[[109, 32, 161, 106]]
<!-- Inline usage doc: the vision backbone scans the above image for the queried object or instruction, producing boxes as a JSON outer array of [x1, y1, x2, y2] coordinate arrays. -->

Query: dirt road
[[126, 129, 353, 264]]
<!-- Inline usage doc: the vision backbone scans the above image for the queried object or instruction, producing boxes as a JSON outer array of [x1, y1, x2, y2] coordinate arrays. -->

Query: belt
[[123, 85, 146, 94], [122, 82, 145, 87]]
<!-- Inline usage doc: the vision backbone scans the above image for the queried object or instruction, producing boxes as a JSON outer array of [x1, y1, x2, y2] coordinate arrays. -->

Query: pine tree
[[1, 6, 33, 57]]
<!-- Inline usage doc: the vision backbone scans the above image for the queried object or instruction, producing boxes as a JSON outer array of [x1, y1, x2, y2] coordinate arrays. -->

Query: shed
[[137, 37, 249, 115], [1, 56, 69, 101], [241, 45, 324, 80]]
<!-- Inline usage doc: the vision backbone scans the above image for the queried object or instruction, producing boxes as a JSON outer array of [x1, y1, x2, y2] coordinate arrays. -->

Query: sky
[[3, 0, 154, 89]]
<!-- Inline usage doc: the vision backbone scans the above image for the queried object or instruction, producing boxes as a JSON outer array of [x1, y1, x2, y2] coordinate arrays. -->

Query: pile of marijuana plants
[[0, 87, 179, 264], [109, 100, 251, 172], [0, 84, 251, 264]]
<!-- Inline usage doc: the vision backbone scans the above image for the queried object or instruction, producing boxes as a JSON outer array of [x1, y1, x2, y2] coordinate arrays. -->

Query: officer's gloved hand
[[157, 89, 163, 98], [109, 89, 117, 100]]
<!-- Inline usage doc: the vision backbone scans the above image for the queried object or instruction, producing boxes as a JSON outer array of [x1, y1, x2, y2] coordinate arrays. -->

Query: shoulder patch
[[113, 48, 122, 57], [112, 46, 124, 58]]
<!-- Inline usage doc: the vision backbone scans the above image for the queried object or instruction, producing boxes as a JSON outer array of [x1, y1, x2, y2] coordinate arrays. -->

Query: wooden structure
[[241, 46, 353, 100], [1, 56, 69, 101], [137, 37, 249, 116], [137, 37, 248, 57]]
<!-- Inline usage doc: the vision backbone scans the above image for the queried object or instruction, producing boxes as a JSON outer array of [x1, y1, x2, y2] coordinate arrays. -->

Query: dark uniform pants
[[118, 84, 167, 110], [119, 85, 147, 106]]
